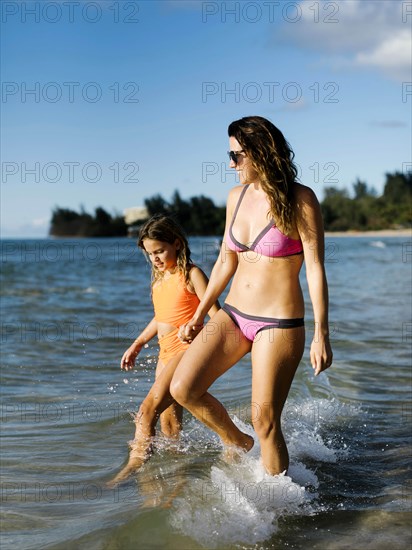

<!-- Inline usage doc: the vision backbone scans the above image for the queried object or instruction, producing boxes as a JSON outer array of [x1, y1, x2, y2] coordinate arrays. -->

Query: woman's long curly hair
[[138, 214, 193, 287], [228, 116, 299, 233]]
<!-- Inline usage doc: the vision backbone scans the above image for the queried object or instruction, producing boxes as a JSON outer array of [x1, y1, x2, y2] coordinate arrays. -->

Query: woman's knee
[[252, 409, 281, 440], [170, 377, 192, 406], [170, 371, 206, 406]]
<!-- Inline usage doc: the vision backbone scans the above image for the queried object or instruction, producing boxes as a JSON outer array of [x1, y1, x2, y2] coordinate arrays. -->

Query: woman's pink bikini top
[[225, 185, 303, 258]]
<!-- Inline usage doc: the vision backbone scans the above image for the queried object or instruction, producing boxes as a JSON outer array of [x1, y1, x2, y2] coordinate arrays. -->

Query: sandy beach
[[325, 228, 411, 238]]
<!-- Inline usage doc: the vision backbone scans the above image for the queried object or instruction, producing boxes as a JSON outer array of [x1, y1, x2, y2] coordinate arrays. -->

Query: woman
[[170, 116, 333, 475]]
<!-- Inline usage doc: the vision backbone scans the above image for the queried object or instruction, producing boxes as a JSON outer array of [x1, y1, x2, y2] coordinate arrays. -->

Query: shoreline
[[325, 229, 411, 238], [1, 229, 411, 240]]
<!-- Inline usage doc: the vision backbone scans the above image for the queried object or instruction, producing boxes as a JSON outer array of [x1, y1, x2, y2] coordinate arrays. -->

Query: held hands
[[178, 315, 205, 343], [120, 342, 142, 371], [310, 336, 333, 376]]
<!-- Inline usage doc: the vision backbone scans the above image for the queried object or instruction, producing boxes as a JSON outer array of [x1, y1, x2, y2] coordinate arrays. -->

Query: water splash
[[169, 407, 343, 548], [369, 241, 386, 248], [83, 286, 99, 293]]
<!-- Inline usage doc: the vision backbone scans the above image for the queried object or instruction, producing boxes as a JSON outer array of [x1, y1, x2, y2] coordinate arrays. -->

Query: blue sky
[[1, 0, 411, 237]]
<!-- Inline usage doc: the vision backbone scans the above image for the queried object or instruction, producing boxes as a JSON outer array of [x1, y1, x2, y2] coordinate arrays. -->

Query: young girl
[[111, 214, 219, 484]]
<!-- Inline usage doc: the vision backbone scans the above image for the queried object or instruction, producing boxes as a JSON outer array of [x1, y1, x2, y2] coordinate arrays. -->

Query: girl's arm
[[120, 317, 157, 371], [296, 184, 333, 376]]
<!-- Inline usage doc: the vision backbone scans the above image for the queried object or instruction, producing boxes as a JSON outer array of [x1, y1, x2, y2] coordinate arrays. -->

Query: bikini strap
[[230, 185, 249, 228]]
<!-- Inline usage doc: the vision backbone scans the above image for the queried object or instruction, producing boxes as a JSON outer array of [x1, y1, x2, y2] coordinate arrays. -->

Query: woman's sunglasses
[[227, 150, 245, 164]]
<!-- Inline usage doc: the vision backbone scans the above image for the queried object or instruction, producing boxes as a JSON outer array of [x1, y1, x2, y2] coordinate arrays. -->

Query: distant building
[[123, 206, 149, 238], [123, 206, 149, 225]]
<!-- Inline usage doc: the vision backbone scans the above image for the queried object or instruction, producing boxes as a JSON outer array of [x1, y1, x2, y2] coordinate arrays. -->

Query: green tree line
[[321, 171, 411, 230], [49, 171, 411, 237], [49, 206, 128, 237], [143, 191, 226, 235]]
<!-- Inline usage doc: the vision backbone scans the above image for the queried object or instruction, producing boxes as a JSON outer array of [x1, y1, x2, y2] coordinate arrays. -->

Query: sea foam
[[170, 405, 342, 548]]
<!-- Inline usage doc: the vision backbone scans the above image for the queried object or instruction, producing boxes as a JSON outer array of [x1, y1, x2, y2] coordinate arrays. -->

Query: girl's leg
[[109, 353, 185, 485], [170, 309, 254, 450], [155, 361, 183, 438], [158, 403, 183, 439], [250, 326, 305, 475], [132, 351, 186, 442]]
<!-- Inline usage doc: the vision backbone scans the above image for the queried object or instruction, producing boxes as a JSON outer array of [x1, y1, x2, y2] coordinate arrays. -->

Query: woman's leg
[[250, 326, 305, 475], [170, 309, 254, 450]]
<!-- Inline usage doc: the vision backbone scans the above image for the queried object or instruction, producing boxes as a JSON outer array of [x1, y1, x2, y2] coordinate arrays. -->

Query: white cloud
[[354, 30, 411, 80], [1, 218, 49, 238], [32, 217, 49, 228], [276, 0, 411, 81]]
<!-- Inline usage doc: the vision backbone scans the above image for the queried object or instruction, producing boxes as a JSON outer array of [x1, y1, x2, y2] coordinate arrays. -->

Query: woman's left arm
[[296, 185, 333, 376]]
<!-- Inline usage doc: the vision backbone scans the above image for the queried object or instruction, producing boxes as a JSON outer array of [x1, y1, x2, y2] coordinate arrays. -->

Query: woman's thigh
[[251, 327, 305, 420], [172, 309, 252, 397]]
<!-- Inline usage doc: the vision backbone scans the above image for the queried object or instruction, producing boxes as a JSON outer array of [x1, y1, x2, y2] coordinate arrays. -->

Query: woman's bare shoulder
[[227, 185, 244, 202], [294, 183, 319, 206], [294, 183, 323, 238], [226, 185, 244, 216]]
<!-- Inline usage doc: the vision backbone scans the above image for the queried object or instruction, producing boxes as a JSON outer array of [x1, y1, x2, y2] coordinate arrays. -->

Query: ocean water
[[1, 236, 411, 550]]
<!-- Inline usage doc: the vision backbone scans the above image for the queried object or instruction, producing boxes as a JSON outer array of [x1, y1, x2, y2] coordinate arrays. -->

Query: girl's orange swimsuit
[[152, 269, 200, 364]]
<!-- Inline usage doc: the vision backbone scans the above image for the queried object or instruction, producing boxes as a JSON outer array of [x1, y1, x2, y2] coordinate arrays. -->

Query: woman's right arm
[[183, 188, 240, 332], [193, 245, 237, 320], [120, 317, 157, 371]]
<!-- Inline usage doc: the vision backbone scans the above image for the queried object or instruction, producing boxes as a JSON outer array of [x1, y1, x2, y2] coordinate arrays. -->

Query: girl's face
[[229, 136, 259, 185], [142, 238, 180, 272]]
